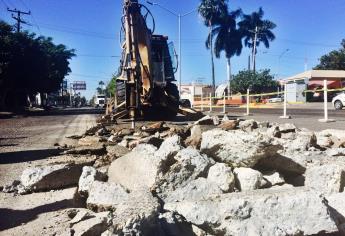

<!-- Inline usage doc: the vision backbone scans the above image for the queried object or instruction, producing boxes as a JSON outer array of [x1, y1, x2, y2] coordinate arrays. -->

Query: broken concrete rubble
[[218, 120, 238, 131], [107, 144, 161, 191], [158, 212, 199, 236], [86, 181, 128, 212], [234, 167, 263, 191], [262, 171, 285, 186], [185, 125, 202, 148], [164, 178, 223, 202], [20, 162, 93, 193], [106, 145, 129, 158], [200, 129, 279, 167], [239, 119, 258, 131], [155, 147, 214, 197], [207, 163, 235, 192], [107, 190, 161, 235], [65, 143, 106, 155], [305, 164, 345, 194], [277, 123, 297, 133], [164, 188, 340, 236], [78, 136, 101, 146], [9, 118, 345, 235], [154, 135, 183, 164], [194, 115, 219, 126], [78, 166, 107, 197], [72, 211, 111, 236]]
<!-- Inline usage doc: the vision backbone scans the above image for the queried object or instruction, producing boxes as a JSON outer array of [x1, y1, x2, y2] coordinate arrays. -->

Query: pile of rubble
[[3, 115, 345, 235]]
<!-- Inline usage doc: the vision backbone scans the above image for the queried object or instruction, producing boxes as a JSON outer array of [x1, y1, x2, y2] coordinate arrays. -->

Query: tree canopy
[[230, 69, 278, 94], [0, 20, 75, 109], [198, 0, 229, 27], [314, 39, 345, 70], [207, 9, 243, 60]]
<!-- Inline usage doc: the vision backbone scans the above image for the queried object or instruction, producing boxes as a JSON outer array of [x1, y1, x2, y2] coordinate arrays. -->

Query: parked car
[[332, 92, 345, 110], [267, 97, 283, 103]]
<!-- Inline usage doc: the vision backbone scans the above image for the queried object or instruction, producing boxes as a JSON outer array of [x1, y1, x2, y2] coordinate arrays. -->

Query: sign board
[[73, 81, 87, 90]]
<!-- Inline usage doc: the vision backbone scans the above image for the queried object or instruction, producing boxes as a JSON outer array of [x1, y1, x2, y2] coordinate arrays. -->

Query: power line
[[17, 0, 41, 34], [31, 23, 118, 40], [7, 8, 31, 32], [70, 73, 111, 80], [0, 0, 9, 9], [77, 54, 120, 58], [4, 0, 15, 8]]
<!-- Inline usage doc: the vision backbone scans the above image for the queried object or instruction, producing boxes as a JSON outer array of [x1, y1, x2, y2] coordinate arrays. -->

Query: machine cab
[[151, 35, 178, 85]]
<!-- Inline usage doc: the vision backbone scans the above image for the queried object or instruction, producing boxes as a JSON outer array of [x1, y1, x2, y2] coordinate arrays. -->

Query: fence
[[192, 86, 345, 122]]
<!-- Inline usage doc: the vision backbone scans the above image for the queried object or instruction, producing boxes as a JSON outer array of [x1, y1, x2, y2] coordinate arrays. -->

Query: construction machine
[[109, 0, 180, 127]]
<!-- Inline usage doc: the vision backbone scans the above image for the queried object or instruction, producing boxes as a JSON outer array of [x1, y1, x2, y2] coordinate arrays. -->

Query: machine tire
[[334, 100, 343, 110], [164, 82, 180, 118]]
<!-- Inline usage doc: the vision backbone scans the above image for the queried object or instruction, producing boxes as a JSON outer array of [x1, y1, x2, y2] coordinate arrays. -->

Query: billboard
[[73, 81, 87, 90]]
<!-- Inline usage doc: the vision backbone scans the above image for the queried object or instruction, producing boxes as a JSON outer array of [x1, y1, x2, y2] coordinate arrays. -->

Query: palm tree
[[207, 9, 243, 95], [198, 0, 228, 97], [239, 7, 276, 72], [96, 87, 103, 95]]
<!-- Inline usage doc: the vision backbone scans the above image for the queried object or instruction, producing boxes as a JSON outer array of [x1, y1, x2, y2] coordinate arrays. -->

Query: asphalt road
[[207, 107, 345, 131], [0, 112, 98, 186], [223, 107, 345, 118]]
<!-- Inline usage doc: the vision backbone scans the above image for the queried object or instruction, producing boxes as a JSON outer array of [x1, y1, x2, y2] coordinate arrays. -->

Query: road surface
[[208, 107, 345, 131], [0, 113, 98, 186]]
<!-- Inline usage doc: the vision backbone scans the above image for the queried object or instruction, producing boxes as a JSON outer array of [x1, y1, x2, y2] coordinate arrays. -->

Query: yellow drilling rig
[[109, 0, 181, 127]]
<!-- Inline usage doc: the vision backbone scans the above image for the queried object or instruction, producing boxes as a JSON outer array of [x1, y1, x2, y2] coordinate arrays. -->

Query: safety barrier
[[192, 85, 345, 122]]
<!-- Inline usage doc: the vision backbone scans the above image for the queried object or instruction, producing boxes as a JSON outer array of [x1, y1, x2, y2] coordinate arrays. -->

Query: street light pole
[[178, 14, 181, 96], [146, 1, 196, 96], [278, 49, 289, 79]]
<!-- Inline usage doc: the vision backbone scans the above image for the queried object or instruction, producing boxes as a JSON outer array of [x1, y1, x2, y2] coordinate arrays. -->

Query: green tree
[[230, 69, 278, 94], [207, 9, 243, 95], [80, 96, 87, 107], [96, 87, 103, 95], [314, 39, 345, 70], [106, 74, 117, 97], [239, 8, 276, 72], [198, 0, 229, 97], [0, 20, 75, 110]]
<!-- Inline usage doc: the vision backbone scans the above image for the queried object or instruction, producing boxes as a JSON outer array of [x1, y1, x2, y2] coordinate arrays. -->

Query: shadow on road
[[0, 144, 18, 147], [0, 148, 62, 164], [0, 137, 27, 140], [0, 199, 74, 231]]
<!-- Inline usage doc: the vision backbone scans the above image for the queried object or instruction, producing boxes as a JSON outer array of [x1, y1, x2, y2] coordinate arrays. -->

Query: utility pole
[[248, 55, 251, 70], [252, 26, 258, 73], [7, 8, 31, 33], [304, 57, 308, 71]]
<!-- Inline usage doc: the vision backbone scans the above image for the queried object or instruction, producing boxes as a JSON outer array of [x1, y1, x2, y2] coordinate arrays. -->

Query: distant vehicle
[[95, 95, 106, 108], [267, 97, 283, 103], [180, 99, 191, 108], [332, 92, 345, 110]]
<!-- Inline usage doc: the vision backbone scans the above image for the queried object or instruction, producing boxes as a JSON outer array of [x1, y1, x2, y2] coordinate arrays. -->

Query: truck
[[94, 94, 106, 108]]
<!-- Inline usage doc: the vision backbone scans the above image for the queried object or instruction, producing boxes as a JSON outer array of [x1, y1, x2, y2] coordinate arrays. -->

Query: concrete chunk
[[201, 129, 279, 167], [20, 162, 92, 193], [305, 164, 345, 194], [165, 188, 339, 236]]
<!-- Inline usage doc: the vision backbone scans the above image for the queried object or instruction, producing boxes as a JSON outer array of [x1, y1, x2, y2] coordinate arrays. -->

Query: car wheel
[[334, 100, 343, 110]]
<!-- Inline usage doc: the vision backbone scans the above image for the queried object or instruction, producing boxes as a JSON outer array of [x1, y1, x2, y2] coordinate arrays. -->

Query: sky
[[1, 0, 345, 99]]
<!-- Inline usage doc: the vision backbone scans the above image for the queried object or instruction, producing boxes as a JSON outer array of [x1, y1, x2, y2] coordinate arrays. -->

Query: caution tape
[[193, 87, 345, 101], [303, 87, 345, 93]]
